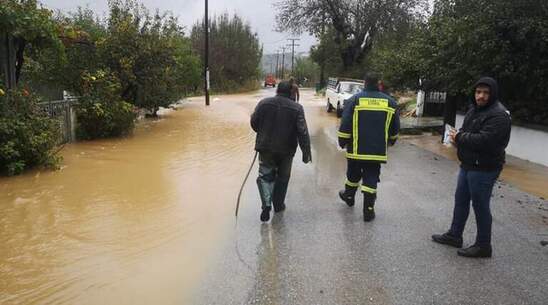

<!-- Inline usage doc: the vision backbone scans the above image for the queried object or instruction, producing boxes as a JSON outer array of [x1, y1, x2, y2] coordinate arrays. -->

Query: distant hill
[[261, 52, 309, 77]]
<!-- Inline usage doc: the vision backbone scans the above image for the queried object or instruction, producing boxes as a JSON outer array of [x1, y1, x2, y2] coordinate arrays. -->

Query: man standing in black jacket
[[432, 77, 511, 258], [251, 81, 311, 222]]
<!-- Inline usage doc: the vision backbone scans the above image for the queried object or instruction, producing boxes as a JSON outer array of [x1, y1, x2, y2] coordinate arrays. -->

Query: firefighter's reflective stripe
[[361, 185, 377, 194], [358, 98, 389, 109], [337, 131, 351, 139], [353, 108, 359, 155], [385, 111, 394, 144], [390, 134, 399, 140], [345, 179, 360, 188], [345, 153, 388, 161]]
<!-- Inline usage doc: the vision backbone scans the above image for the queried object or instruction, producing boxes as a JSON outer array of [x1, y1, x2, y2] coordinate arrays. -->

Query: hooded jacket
[[455, 77, 511, 171], [250, 88, 311, 158]]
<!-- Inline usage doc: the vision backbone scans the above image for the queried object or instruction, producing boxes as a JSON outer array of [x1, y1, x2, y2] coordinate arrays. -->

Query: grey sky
[[39, 0, 317, 54]]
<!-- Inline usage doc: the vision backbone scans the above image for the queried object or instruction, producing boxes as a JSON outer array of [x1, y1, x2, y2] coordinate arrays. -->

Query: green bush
[[76, 70, 136, 140], [0, 89, 61, 176]]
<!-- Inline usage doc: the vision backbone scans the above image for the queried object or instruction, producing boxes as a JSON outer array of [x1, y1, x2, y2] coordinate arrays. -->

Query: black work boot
[[363, 192, 376, 222], [273, 202, 286, 213], [457, 244, 492, 258], [260, 207, 271, 222], [432, 232, 463, 248], [338, 185, 357, 207], [272, 180, 288, 213]]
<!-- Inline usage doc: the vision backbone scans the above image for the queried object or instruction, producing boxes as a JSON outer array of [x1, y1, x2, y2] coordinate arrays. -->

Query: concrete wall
[[456, 114, 548, 167]]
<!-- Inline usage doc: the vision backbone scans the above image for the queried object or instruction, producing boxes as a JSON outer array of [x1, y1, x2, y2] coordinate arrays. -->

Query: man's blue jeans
[[449, 168, 501, 246]]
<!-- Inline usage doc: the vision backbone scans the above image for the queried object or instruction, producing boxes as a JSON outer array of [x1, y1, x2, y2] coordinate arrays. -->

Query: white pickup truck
[[325, 78, 364, 117]]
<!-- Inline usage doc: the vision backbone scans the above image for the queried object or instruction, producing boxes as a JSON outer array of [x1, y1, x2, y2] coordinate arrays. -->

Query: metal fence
[[38, 99, 77, 144], [423, 91, 447, 116], [425, 91, 447, 104]]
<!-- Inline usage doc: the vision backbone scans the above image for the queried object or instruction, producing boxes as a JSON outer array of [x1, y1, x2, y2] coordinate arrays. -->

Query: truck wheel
[[327, 99, 332, 113], [336, 102, 343, 118]]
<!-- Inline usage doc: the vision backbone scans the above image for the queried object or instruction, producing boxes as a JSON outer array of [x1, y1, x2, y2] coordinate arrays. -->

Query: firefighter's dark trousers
[[344, 159, 381, 195], [256, 151, 293, 210]]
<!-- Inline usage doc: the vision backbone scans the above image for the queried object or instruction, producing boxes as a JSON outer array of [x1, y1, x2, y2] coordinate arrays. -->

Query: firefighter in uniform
[[337, 73, 400, 221]]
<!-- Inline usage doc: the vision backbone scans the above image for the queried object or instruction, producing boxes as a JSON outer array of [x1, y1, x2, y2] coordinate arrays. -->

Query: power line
[[262, 36, 291, 45], [287, 38, 300, 76]]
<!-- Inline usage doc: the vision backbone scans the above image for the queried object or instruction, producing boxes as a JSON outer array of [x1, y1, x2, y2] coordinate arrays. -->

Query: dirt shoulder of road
[[402, 134, 548, 199]]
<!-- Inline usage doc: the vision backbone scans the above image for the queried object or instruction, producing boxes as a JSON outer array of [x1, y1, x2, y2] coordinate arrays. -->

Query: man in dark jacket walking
[[251, 81, 311, 222], [289, 77, 300, 102], [432, 77, 511, 258]]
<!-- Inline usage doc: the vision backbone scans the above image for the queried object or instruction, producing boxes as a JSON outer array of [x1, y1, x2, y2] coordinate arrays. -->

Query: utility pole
[[275, 50, 280, 79], [287, 38, 300, 76], [204, 0, 210, 106], [280, 46, 286, 80]]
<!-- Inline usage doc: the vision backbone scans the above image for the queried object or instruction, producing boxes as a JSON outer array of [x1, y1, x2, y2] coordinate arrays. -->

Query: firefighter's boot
[[363, 192, 377, 222], [338, 185, 357, 207]]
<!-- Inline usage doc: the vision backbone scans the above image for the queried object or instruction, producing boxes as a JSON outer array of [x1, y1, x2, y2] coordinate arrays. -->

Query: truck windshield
[[342, 83, 363, 94]]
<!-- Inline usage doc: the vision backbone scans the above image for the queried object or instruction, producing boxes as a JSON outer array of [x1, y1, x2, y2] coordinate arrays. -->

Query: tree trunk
[[1, 32, 17, 89], [340, 42, 370, 73], [319, 62, 325, 88], [14, 39, 26, 84]]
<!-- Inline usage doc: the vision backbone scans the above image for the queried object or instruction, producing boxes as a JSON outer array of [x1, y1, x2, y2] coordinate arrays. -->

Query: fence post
[[416, 90, 425, 117], [69, 100, 77, 142]]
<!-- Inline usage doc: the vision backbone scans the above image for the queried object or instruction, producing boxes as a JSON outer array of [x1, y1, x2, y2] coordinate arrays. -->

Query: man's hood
[[474, 77, 499, 107]]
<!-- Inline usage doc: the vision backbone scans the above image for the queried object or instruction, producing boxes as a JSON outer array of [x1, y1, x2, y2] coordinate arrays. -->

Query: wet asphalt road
[[191, 89, 548, 305]]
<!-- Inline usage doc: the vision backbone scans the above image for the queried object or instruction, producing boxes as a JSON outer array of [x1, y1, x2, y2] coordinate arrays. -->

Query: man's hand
[[449, 129, 458, 144], [303, 152, 312, 164]]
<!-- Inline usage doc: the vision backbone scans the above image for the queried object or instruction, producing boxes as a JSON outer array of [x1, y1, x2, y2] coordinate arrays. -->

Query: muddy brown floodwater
[[0, 91, 253, 304], [0, 89, 337, 305], [403, 134, 548, 199]]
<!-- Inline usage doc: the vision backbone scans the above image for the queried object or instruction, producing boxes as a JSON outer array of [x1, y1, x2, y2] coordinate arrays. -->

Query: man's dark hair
[[277, 81, 291, 97], [364, 72, 379, 85]]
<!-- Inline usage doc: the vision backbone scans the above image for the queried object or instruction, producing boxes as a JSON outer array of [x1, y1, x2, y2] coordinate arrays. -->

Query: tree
[[22, 7, 104, 98], [309, 27, 344, 80], [293, 56, 320, 87], [191, 14, 263, 92], [363, 20, 426, 91], [381, 0, 548, 124], [0, 0, 62, 87], [275, 0, 427, 71], [101, 0, 201, 115]]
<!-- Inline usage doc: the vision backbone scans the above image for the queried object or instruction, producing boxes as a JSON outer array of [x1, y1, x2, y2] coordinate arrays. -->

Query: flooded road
[[2, 88, 546, 305], [403, 134, 548, 199], [1, 88, 333, 305]]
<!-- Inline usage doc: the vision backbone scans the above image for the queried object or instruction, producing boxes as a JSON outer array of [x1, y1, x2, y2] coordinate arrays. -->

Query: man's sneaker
[[363, 206, 375, 222], [273, 203, 286, 213], [260, 207, 271, 222], [338, 190, 355, 207], [457, 244, 492, 258], [431, 232, 463, 248]]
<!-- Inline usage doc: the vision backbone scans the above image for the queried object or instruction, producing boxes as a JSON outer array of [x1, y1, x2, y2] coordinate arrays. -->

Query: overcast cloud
[[39, 0, 317, 54]]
